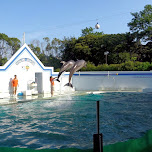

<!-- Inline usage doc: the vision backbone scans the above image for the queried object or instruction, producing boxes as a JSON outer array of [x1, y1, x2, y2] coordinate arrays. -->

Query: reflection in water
[[0, 92, 151, 150], [9, 97, 17, 103]]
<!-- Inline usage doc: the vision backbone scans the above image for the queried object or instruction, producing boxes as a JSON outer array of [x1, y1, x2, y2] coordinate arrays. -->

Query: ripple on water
[[0, 92, 151, 149]]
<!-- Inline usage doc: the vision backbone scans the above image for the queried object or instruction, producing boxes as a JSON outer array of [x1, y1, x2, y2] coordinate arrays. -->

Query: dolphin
[[65, 60, 86, 88], [56, 60, 75, 82]]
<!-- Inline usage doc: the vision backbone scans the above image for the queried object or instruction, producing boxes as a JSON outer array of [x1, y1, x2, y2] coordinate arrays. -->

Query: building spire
[[23, 32, 25, 45]]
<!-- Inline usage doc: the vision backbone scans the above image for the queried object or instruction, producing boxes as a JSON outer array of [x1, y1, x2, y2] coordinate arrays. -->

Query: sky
[[0, 0, 151, 44]]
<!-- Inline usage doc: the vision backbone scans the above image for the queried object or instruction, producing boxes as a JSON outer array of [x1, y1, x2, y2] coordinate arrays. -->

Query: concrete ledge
[[0, 93, 4, 99]]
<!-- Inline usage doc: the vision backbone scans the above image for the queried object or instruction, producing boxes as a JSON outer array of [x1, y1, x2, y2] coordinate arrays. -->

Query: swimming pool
[[0, 92, 152, 150]]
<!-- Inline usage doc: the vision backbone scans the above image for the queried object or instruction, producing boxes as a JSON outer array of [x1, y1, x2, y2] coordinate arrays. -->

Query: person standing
[[50, 76, 57, 97], [12, 75, 19, 96]]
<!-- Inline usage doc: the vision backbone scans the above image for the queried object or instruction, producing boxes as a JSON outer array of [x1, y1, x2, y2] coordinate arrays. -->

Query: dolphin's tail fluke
[[64, 83, 73, 88], [56, 78, 60, 82]]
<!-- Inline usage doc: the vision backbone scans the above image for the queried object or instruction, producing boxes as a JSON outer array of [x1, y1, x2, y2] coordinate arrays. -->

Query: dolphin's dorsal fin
[[60, 61, 66, 65]]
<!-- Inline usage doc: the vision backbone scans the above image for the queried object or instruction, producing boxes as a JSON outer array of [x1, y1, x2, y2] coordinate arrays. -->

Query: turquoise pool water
[[0, 92, 152, 150]]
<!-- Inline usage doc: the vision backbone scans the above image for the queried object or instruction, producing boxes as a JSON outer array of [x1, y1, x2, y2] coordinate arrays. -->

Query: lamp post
[[104, 51, 109, 64]]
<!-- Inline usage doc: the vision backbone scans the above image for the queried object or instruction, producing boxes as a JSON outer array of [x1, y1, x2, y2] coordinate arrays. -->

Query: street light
[[104, 51, 109, 64]]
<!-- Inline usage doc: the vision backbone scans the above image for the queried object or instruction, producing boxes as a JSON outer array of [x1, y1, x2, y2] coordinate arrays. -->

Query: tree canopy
[[128, 4, 152, 42], [0, 33, 21, 65]]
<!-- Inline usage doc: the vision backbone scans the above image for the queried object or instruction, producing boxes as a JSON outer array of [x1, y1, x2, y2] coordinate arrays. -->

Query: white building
[[0, 43, 69, 98]]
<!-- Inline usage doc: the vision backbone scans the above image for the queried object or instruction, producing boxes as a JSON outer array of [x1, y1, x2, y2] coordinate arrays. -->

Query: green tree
[[8, 38, 21, 55], [81, 27, 103, 37], [43, 37, 51, 55], [61, 37, 77, 61], [0, 33, 20, 59], [48, 54, 61, 69], [0, 34, 8, 57], [61, 33, 136, 65], [81, 27, 94, 36], [128, 5, 152, 42], [118, 52, 131, 63], [0, 56, 7, 66], [28, 44, 41, 56], [50, 38, 62, 58]]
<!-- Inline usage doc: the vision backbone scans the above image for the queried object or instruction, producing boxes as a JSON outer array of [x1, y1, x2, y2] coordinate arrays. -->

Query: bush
[[121, 61, 135, 71], [54, 68, 60, 72], [81, 62, 97, 71], [80, 61, 152, 71], [55, 61, 152, 72]]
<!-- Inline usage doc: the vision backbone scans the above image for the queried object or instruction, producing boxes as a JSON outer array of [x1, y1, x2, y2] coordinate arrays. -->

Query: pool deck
[[0, 88, 150, 106], [0, 93, 59, 106], [0, 91, 78, 106]]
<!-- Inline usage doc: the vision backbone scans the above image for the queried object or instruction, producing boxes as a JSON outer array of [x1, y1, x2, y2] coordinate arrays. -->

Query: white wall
[[72, 71, 152, 91]]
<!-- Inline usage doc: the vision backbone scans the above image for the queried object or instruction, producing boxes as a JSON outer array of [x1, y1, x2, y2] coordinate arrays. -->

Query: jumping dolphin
[[65, 60, 86, 87], [56, 60, 75, 82]]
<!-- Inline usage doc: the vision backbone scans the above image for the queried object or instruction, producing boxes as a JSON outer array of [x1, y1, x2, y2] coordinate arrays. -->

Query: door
[[35, 72, 43, 93]]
